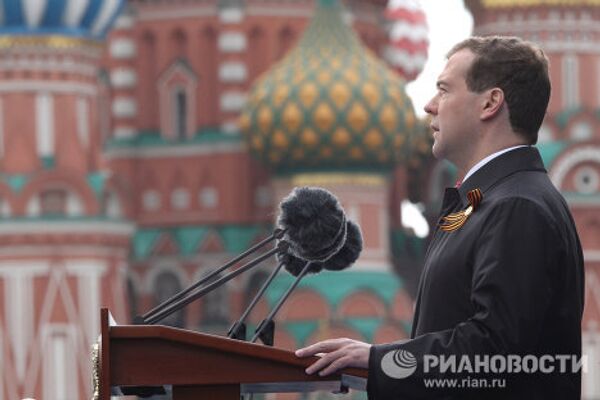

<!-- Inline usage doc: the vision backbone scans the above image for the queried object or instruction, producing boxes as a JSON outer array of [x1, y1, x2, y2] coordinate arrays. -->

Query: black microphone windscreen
[[277, 220, 362, 276], [277, 187, 347, 262], [276, 244, 324, 277], [323, 219, 362, 271]]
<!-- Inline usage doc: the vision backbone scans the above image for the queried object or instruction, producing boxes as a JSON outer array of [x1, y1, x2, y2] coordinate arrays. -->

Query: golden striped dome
[[240, 0, 419, 173]]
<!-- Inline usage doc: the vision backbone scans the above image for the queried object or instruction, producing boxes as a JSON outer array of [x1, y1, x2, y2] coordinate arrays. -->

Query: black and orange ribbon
[[439, 188, 483, 232]]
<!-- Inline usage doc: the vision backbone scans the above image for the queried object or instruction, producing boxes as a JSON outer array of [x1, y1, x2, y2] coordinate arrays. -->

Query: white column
[[562, 54, 579, 109], [67, 261, 106, 344], [0, 264, 47, 381], [35, 92, 54, 158], [76, 96, 90, 149], [42, 325, 78, 400]]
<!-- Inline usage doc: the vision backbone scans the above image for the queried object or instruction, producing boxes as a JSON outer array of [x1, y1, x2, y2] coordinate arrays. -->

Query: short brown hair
[[447, 36, 550, 144]]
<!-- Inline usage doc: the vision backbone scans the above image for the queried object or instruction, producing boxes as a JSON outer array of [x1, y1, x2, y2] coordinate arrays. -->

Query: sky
[[406, 0, 474, 117]]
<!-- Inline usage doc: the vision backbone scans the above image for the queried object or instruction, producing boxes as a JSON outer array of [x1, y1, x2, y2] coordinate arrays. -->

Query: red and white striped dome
[[383, 0, 429, 82]]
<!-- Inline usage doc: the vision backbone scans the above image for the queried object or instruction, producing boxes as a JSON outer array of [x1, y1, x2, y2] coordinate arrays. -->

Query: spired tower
[[241, 0, 423, 350], [0, 2, 127, 399], [464, 1, 600, 397]]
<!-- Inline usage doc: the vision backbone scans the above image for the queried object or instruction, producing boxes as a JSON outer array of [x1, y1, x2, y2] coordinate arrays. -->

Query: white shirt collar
[[462, 145, 529, 184]]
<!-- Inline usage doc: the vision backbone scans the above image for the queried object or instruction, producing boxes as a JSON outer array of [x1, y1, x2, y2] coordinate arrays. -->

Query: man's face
[[424, 49, 481, 164]]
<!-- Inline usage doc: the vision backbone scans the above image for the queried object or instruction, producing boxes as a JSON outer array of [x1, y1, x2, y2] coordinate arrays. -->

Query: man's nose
[[424, 99, 437, 115]]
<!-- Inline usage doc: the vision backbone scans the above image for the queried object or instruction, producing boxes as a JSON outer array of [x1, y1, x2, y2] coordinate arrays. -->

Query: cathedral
[[0, 0, 598, 399]]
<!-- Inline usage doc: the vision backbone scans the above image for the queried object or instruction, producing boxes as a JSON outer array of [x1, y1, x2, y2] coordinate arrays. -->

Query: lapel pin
[[439, 188, 483, 232]]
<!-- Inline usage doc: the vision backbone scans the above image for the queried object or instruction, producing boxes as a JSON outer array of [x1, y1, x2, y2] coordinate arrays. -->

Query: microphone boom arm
[[139, 229, 285, 324], [251, 260, 313, 344], [145, 242, 287, 325]]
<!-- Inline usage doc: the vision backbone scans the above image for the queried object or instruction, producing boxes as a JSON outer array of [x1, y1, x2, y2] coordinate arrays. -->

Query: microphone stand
[[251, 260, 313, 345], [146, 242, 288, 325], [228, 260, 285, 341], [120, 232, 286, 399], [137, 229, 285, 325]]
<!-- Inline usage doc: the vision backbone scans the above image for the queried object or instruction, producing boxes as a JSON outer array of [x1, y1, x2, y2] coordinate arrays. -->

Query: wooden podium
[[94, 308, 368, 399]]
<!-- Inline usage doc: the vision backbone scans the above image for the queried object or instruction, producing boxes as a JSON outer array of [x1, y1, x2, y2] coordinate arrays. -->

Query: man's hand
[[295, 338, 371, 376]]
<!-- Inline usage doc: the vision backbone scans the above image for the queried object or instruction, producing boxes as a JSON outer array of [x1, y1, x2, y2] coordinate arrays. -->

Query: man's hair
[[447, 36, 551, 144]]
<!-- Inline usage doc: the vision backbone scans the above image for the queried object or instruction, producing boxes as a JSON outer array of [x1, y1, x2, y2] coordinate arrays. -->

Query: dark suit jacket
[[368, 147, 585, 399]]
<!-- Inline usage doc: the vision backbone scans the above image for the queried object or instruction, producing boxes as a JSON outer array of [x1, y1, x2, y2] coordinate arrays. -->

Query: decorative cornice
[[0, 220, 135, 236], [291, 173, 387, 186], [104, 141, 244, 159], [0, 35, 102, 50], [0, 80, 97, 95]]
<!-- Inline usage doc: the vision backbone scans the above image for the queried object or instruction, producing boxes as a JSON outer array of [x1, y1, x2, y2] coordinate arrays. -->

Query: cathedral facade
[[0, 0, 598, 399]]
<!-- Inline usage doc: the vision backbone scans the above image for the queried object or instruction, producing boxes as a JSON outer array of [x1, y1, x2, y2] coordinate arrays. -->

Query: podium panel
[[95, 308, 368, 400]]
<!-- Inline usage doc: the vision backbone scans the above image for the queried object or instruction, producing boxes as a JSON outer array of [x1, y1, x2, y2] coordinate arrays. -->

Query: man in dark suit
[[295, 36, 585, 399]]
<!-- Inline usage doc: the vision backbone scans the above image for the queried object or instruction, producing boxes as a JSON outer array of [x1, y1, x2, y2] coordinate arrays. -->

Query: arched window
[[41, 189, 67, 216], [153, 271, 185, 328], [158, 60, 197, 140], [40, 188, 84, 217], [174, 87, 187, 140], [244, 271, 269, 309], [200, 271, 229, 330], [103, 190, 123, 218]]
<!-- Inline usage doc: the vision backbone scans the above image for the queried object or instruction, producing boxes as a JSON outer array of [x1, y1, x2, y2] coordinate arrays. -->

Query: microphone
[[249, 187, 363, 345], [277, 186, 350, 263], [141, 187, 361, 340], [277, 219, 363, 276]]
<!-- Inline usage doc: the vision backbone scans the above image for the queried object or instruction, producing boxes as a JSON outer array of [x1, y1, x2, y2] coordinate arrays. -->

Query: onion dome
[[383, 0, 429, 82], [0, 0, 125, 40], [240, 0, 418, 173]]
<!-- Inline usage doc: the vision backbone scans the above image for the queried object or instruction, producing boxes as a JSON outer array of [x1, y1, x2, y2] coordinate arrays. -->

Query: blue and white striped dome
[[0, 0, 125, 40]]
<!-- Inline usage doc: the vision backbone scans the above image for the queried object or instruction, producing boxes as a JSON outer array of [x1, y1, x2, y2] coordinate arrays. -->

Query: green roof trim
[[535, 142, 567, 169], [173, 227, 210, 256], [283, 321, 319, 346], [41, 156, 55, 169], [266, 270, 402, 309], [3, 174, 29, 193], [220, 225, 264, 254], [87, 172, 107, 199], [106, 129, 243, 149], [133, 229, 162, 260], [132, 224, 272, 260], [345, 318, 382, 342]]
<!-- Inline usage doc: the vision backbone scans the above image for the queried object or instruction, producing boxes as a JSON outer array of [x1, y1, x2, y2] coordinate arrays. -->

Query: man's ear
[[480, 88, 504, 121]]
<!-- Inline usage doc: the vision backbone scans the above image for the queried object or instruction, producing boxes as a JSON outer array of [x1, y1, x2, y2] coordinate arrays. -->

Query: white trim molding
[[105, 141, 244, 159], [112, 96, 137, 118], [218, 32, 247, 53], [550, 146, 600, 189], [109, 38, 137, 59], [0, 81, 97, 96], [0, 220, 135, 236], [110, 68, 137, 89]]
